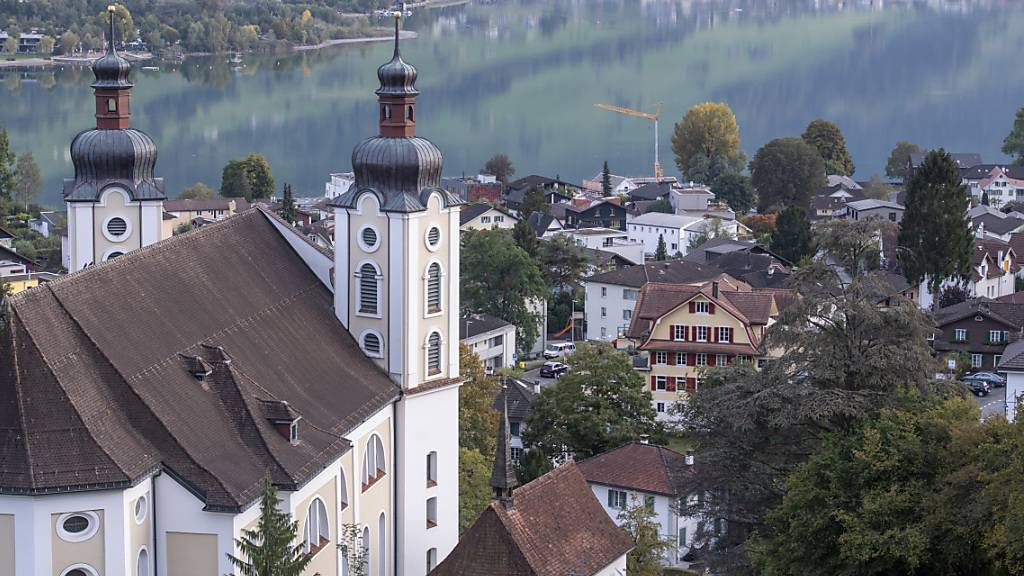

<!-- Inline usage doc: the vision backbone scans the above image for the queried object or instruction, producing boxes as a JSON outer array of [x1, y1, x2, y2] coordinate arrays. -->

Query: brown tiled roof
[[577, 442, 687, 496], [587, 259, 732, 288], [163, 197, 250, 212], [432, 463, 632, 576], [1, 209, 398, 509], [999, 340, 1024, 371], [997, 291, 1024, 304], [638, 340, 758, 355]]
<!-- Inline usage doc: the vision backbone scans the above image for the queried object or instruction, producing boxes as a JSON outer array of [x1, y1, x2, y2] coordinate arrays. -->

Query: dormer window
[[179, 354, 213, 381], [289, 420, 300, 444], [260, 399, 301, 444]]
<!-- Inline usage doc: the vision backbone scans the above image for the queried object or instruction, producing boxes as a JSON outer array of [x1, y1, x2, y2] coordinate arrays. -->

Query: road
[[520, 366, 559, 390], [973, 383, 1006, 420]]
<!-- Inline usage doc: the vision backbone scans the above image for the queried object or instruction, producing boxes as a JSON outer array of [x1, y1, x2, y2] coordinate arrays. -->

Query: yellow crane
[[594, 102, 664, 180]]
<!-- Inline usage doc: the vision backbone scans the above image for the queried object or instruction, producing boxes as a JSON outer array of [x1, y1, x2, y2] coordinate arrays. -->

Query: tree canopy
[[801, 119, 855, 176], [886, 141, 923, 181], [459, 344, 499, 457], [750, 137, 826, 212], [538, 234, 589, 291], [483, 153, 515, 183], [0, 127, 16, 206], [711, 172, 755, 213], [770, 206, 813, 264], [179, 181, 216, 200], [520, 186, 548, 218], [671, 102, 744, 183], [1003, 106, 1024, 165], [655, 234, 668, 261], [13, 152, 41, 211], [619, 495, 675, 576], [221, 154, 275, 201], [897, 149, 973, 296], [280, 182, 296, 224], [512, 217, 539, 258]]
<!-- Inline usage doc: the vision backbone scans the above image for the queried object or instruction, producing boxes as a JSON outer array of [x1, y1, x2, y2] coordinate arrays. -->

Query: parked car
[[964, 371, 1006, 387], [540, 361, 569, 378], [966, 378, 991, 396], [543, 342, 576, 359]]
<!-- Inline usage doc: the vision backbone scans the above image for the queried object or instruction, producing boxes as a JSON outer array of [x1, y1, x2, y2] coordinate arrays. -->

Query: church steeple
[[376, 13, 418, 138], [92, 5, 133, 130], [491, 382, 519, 509]]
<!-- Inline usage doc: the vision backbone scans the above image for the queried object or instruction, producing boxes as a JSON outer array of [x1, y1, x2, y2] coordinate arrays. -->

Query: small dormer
[[260, 399, 301, 445], [179, 354, 214, 381]]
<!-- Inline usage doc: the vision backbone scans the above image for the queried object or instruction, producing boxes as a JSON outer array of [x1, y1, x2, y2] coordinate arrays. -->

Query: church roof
[[0, 209, 399, 509]]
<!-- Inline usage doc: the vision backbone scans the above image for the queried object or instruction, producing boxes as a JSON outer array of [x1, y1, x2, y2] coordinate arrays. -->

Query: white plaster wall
[[584, 281, 638, 341], [263, 211, 334, 290], [627, 222, 684, 256], [1006, 372, 1024, 422], [67, 202, 95, 272], [155, 474, 235, 576], [593, 554, 628, 576]]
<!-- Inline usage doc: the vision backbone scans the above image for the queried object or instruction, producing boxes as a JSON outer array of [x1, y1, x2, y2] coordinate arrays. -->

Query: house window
[[889, 212, 897, 222], [607, 489, 628, 509], [601, 307, 607, 318], [426, 263, 442, 314], [696, 353, 708, 366], [695, 301, 709, 314], [427, 549, 438, 572], [494, 215, 504, 223], [655, 352, 667, 365], [996, 354, 1003, 367], [656, 402, 665, 413], [674, 325, 686, 340], [426, 497, 438, 528], [954, 329, 968, 342], [427, 332, 442, 376], [623, 309, 633, 321], [696, 326, 709, 342], [481, 216, 491, 223], [671, 243, 678, 251], [971, 354, 983, 368], [358, 263, 380, 315], [427, 451, 437, 486], [624, 289, 639, 300], [601, 327, 607, 338], [716, 354, 727, 366], [717, 327, 730, 342], [339, 468, 349, 510], [656, 376, 667, 391], [601, 287, 607, 297], [679, 527, 687, 547], [362, 434, 386, 490], [378, 514, 386, 576], [989, 330, 1008, 344], [509, 422, 521, 437], [106, 98, 117, 113], [302, 498, 330, 554], [510, 447, 522, 464], [676, 353, 685, 365]]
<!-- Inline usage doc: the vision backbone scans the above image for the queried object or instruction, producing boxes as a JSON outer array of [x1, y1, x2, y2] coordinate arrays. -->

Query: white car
[[543, 342, 576, 359]]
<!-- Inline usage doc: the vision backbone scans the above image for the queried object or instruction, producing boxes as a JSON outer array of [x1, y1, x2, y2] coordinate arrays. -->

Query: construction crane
[[594, 102, 663, 180]]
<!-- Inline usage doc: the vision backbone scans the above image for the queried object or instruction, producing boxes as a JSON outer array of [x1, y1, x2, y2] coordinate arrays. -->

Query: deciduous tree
[[38, 36, 55, 55], [179, 182, 215, 200], [1003, 106, 1024, 165], [671, 102, 744, 182], [770, 206, 813, 264], [538, 234, 589, 290], [512, 218, 538, 258], [459, 344, 499, 456], [13, 152, 41, 211], [712, 172, 755, 213], [0, 127, 15, 203], [751, 137, 826, 212], [226, 480, 315, 576], [886, 141, 923, 181], [59, 31, 80, 55], [458, 447, 493, 533], [483, 153, 515, 183], [101, 4, 137, 44], [801, 119, 855, 176], [619, 495, 675, 576], [221, 154, 275, 201]]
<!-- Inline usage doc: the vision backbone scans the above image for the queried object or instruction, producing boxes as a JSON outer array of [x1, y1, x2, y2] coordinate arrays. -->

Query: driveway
[[972, 383, 1006, 420]]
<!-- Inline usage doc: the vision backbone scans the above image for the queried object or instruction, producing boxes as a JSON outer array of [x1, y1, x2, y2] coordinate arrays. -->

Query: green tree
[[687, 218, 729, 253], [886, 141, 923, 182], [983, 190, 991, 206], [751, 137, 826, 212], [655, 234, 668, 261], [226, 480, 315, 576], [101, 4, 137, 44], [861, 173, 890, 201], [244, 154, 275, 200], [483, 153, 515, 183], [13, 152, 41, 211], [898, 149, 973, 297], [524, 342, 663, 460], [515, 446, 552, 485], [459, 344, 499, 456], [538, 234, 589, 290], [459, 447, 493, 533], [801, 119, 855, 176], [38, 36, 55, 55], [619, 495, 675, 576], [771, 206, 813, 264], [221, 159, 253, 200], [221, 154, 275, 201], [0, 127, 15, 202], [337, 524, 369, 576], [601, 160, 612, 196], [647, 198, 673, 214], [3, 36, 17, 54], [512, 217, 538, 258], [174, 222, 194, 235], [281, 183, 296, 224], [520, 186, 548, 218], [59, 31, 80, 55], [671, 102, 743, 182], [461, 230, 548, 354], [179, 181, 215, 200], [712, 172, 755, 213], [1003, 106, 1024, 165]]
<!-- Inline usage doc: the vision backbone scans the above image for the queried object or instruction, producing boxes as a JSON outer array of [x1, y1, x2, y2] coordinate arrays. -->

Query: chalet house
[[504, 175, 580, 214], [933, 298, 1024, 371], [622, 280, 797, 419], [527, 212, 563, 239], [459, 203, 518, 232], [971, 238, 1017, 300], [28, 211, 64, 238], [583, 172, 642, 196], [562, 200, 627, 231], [962, 164, 1024, 206]]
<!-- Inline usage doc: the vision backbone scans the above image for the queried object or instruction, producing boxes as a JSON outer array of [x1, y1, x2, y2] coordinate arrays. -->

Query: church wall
[[294, 478, 338, 576], [349, 409, 394, 576], [0, 514, 14, 576], [414, 195, 453, 385], [156, 473, 234, 576], [92, 188, 140, 263], [346, 194, 391, 374]]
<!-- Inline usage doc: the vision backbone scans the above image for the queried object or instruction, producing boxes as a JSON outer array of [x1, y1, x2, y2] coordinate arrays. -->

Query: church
[[0, 12, 460, 576]]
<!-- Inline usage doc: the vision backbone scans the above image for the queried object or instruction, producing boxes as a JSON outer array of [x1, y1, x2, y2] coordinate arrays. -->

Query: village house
[[971, 205, 1024, 241], [493, 378, 538, 464], [459, 203, 518, 232], [526, 212, 563, 239], [557, 227, 644, 266], [933, 298, 1024, 372], [962, 164, 1024, 206], [161, 197, 250, 237], [627, 212, 744, 257], [971, 238, 1018, 300], [460, 314, 517, 373], [582, 172, 644, 196], [558, 199, 627, 231], [836, 198, 905, 223], [998, 340, 1024, 421], [504, 175, 581, 215]]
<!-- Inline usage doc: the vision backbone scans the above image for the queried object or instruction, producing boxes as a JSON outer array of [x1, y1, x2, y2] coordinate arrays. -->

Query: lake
[[3, 0, 1024, 207]]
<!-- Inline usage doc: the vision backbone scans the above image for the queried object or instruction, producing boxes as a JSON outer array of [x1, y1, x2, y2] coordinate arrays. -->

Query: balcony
[[632, 355, 650, 371]]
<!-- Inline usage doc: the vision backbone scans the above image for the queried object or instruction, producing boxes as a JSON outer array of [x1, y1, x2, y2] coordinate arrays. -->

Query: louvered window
[[361, 227, 378, 248], [363, 332, 381, 357], [427, 226, 441, 248], [359, 263, 379, 314], [107, 217, 128, 238], [427, 263, 442, 313], [427, 332, 442, 376]]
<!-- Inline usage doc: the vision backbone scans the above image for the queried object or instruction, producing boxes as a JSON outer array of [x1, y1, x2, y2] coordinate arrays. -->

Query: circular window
[[134, 495, 147, 524], [104, 251, 125, 262], [59, 566, 99, 576], [56, 511, 100, 543], [102, 215, 132, 242], [359, 226, 380, 253], [425, 226, 441, 251], [137, 547, 150, 576]]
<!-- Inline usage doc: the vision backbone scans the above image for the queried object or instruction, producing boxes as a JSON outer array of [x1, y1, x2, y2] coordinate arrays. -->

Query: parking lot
[[971, 381, 1006, 420]]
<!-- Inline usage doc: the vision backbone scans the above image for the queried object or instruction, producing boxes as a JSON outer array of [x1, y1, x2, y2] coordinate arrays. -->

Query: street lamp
[[570, 298, 578, 344]]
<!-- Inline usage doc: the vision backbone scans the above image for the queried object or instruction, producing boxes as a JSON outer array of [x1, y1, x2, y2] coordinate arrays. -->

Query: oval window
[[359, 226, 380, 253], [63, 516, 90, 534], [107, 217, 128, 238], [56, 511, 100, 543], [134, 495, 147, 524], [426, 226, 441, 250]]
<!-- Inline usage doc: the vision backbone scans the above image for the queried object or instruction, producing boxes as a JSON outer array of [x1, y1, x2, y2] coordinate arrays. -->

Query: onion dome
[[64, 129, 164, 201], [376, 15, 419, 97], [91, 48, 132, 90], [351, 136, 442, 200]]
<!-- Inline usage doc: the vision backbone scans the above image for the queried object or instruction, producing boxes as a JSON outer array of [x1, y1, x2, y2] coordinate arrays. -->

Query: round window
[[359, 226, 380, 253], [426, 226, 441, 251], [107, 217, 128, 237], [134, 495, 147, 524], [63, 516, 89, 534], [66, 570, 88, 576], [105, 251, 124, 261], [56, 511, 100, 543]]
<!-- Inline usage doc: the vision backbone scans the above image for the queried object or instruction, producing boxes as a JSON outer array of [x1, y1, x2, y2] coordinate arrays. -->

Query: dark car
[[540, 361, 569, 378], [964, 371, 1006, 388], [965, 378, 991, 396]]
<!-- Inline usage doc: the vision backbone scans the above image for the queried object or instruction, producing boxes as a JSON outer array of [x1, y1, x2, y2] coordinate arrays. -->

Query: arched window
[[426, 332, 442, 376], [137, 548, 149, 576], [426, 263, 442, 314], [406, 105, 414, 121], [302, 498, 330, 555], [378, 513, 386, 576], [362, 331, 383, 358], [340, 467, 349, 511], [362, 434, 386, 490], [358, 262, 380, 315], [362, 526, 370, 573]]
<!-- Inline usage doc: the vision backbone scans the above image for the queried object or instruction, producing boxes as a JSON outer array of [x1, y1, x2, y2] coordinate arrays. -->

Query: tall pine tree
[[898, 149, 973, 298], [512, 217, 539, 257], [226, 480, 314, 576], [655, 234, 668, 261], [771, 206, 813, 263], [281, 183, 296, 224], [601, 161, 612, 196]]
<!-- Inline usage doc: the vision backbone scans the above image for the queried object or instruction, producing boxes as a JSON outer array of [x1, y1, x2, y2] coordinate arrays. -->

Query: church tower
[[330, 14, 463, 574], [65, 6, 165, 272]]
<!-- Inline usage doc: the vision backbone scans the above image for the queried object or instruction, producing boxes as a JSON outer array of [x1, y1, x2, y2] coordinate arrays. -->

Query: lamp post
[[570, 298, 577, 344]]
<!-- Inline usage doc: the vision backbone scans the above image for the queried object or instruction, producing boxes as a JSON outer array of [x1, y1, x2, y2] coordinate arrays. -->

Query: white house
[[628, 212, 742, 257], [963, 165, 1024, 207], [459, 203, 517, 232], [325, 172, 355, 199], [460, 314, 517, 372], [558, 227, 644, 265], [1000, 339, 1024, 422]]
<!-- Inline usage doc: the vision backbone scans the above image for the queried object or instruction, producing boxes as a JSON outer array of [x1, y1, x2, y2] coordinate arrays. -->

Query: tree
[[676, 218, 939, 572], [459, 344, 499, 456], [515, 446, 552, 485], [886, 141, 923, 181], [524, 342, 663, 461], [483, 153, 515, 183], [179, 182, 215, 200], [687, 218, 729, 253], [244, 154, 275, 200], [337, 524, 369, 576], [619, 495, 675, 576], [750, 137, 826, 212], [538, 234, 589, 290], [712, 172, 755, 213], [101, 4, 137, 44], [655, 234, 668, 261], [3, 37, 16, 55], [938, 283, 970, 308], [1002, 106, 1024, 165], [13, 152, 41, 210], [684, 151, 747, 188], [221, 159, 253, 200], [671, 102, 743, 182], [459, 446, 493, 533], [601, 161, 612, 196], [174, 222, 194, 235], [226, 479, 315, 576], [38, 36, 55, 55], [898, 149, 973, 297], [520, 186, 548, 218], [770, 206, 813, 264], [801, 119, 855, 176], [0, 127, 15, 203], [281, 183, 296, 224], [59, 31, 80, 55], [461, 230, 548, 354], [861, 173, 890, 201], [647, 198, 673, 214], [512, 218, 538, 258], [982, 190, 991, 206], [221, 154, 275, 201]]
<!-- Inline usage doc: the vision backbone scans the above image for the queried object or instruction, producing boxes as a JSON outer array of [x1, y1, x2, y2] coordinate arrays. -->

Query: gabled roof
[[0, 244, 37, 269], [577, 442, 687, 496], [0, 225, 16, 240], [973, 211, 1024, 236], [506, 175, 579, 193], [494, 378, 536, 423], [935, 298, 1024, 330], [586, 259, 728, 288], [999, 340, 1024, 372], [460, 313, 513, 339], [628, 182, 672, 201], [163, 197, 250, 213], [459, 203, 514, 226], [845, 198, 904, 211], [527, 212, 560, 237], [910, 152, 982, 169], [0, 209, 398, 509], [962, 164, 1024, 181], [431, 463, 633, 576]]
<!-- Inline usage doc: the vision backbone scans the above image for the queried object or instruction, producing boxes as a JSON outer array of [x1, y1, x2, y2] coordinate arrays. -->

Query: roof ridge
[[7, 308, 38, 488]]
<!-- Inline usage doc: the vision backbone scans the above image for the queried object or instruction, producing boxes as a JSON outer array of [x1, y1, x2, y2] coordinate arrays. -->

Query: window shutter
[[684, 326, 689, 341], [667, 377, 677, 392], [671, 325, 678, 341], [650, 376, 657, 391], [708, 354, 717, 366], [686, 377, 696, 391], [729, 327, 734, 343], [687, 353, 696, 366], [689, 302, 696, 313], [710, 327, 717, 343], [709, 303, 716, 314], [667, 353, 676, 366]]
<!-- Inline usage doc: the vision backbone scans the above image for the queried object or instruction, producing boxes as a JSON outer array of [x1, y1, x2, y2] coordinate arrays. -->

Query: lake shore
[[295, 30, 417, 52]]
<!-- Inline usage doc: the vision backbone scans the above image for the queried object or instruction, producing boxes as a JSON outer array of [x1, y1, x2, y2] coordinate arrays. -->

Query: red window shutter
[[689, 302, 696, 313], [686, 377, 696, 391], [667, 376, 677, 392], [728, 327, 734, 343], [670, 325, 677, 340], [650, 376, 656, 391], [687, 353, 696, 366], [667, 353, 676, 366], [709, 354, 717, 366], [726, 355, 733, 365], [710, 327, 717, 343], [709, 303, 716, 314], [684, 325, 689, 341]]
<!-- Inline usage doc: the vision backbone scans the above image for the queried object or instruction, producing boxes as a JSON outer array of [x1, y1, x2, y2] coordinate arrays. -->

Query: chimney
[[712, 281, 719, 298], [685, 449, 694, 466], [639, 434, 650, 445]]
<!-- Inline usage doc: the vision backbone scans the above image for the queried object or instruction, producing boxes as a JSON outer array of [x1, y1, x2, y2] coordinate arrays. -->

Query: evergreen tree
[[538, 234, 589, 290], [515, 447, 552, 485], [226, 480, 315, 576], [898, 149, 973, 297], [770, 206, 813, 264], [1003, 106, 1024, 165], [512, 217, 539, 258], [520, 186, 548, 218], [619, 495, 675, 576], [601, 161, 612, 196], [982, 190, 990, 206], [0, 127, 16, 204], [655, 234, 668, 261], [281, 183, 296, 224], [801, 119, 855, 176]]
